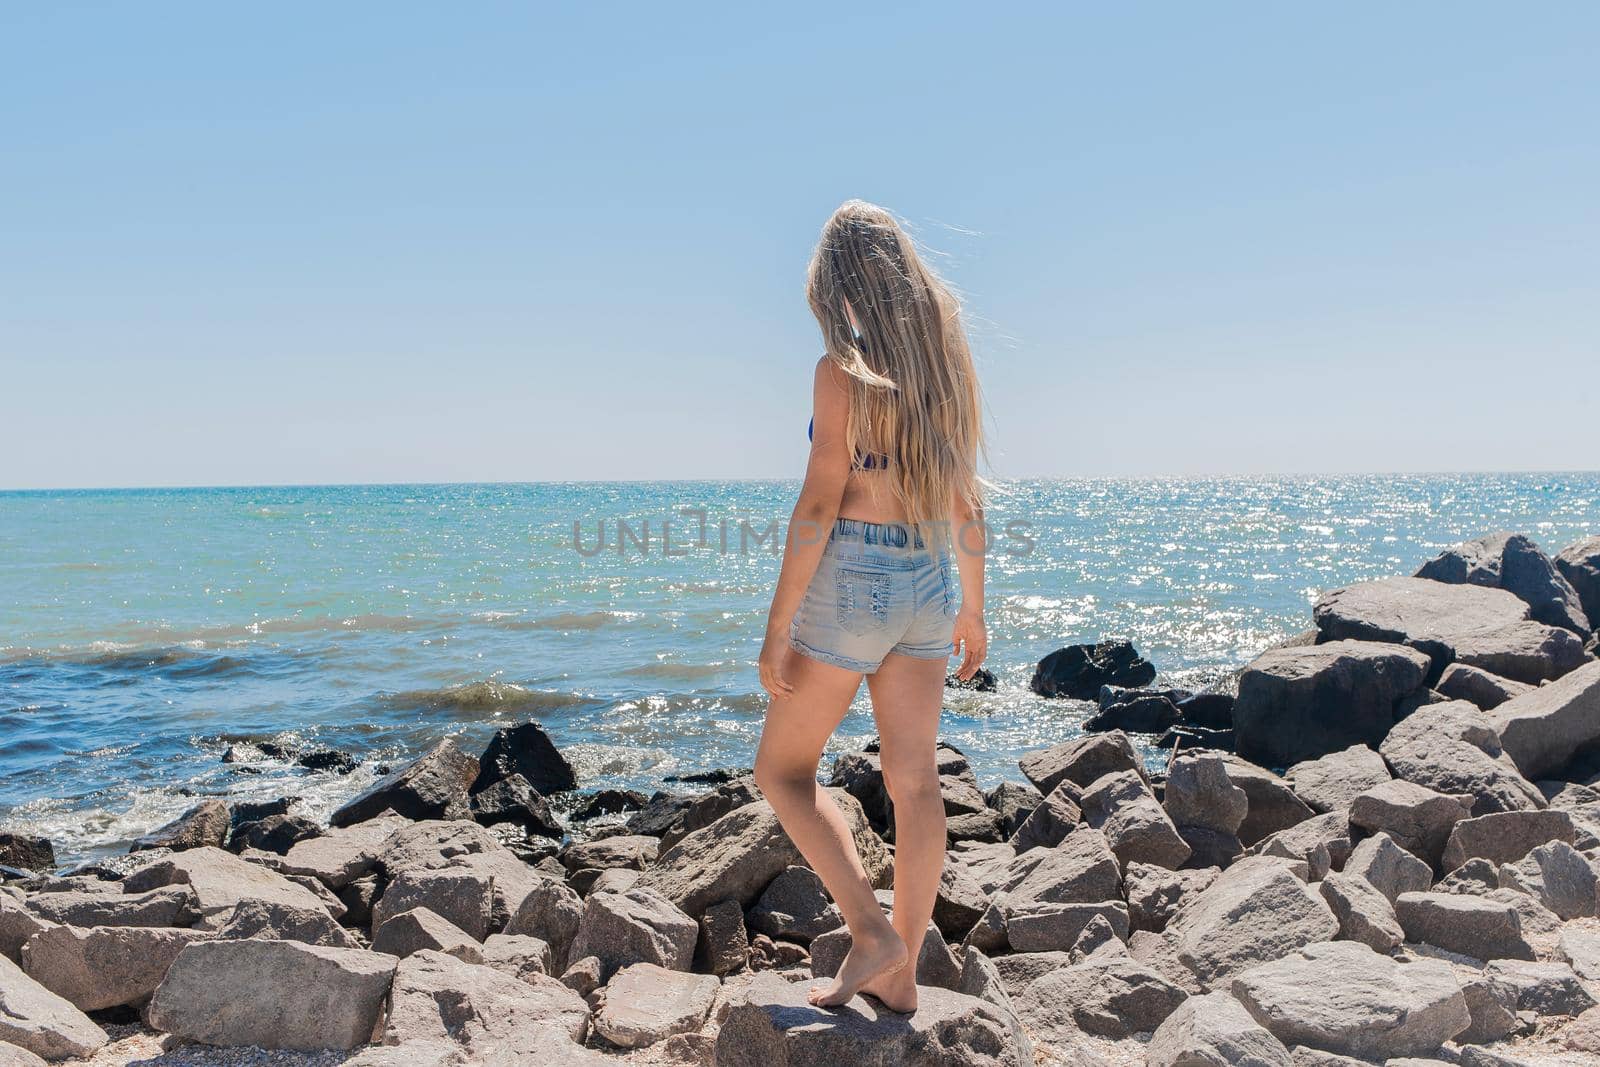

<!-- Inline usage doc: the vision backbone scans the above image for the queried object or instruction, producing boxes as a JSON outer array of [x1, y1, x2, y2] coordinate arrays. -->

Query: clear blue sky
[[3, 3, 1596, 489]]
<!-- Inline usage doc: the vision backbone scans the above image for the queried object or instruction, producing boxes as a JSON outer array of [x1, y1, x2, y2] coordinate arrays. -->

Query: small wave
[[621, 660, 738, 681], [492, 610, 639, 632], [379, 680, 596, 715]]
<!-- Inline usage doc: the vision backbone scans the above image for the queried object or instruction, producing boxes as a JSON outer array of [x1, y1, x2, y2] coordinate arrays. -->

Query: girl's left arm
[[949, 493, 988, 680]]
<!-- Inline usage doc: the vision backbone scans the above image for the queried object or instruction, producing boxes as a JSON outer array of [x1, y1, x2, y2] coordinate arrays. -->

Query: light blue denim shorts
[[789, 518, 957, 674]]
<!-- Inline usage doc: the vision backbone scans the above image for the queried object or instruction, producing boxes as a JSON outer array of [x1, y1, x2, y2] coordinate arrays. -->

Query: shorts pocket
[[939, 557, 958, 617], [836, 568, 891, 637]]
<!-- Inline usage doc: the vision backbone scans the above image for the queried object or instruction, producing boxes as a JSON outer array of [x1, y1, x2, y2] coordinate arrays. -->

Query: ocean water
[[2, 475, 1596, 866]]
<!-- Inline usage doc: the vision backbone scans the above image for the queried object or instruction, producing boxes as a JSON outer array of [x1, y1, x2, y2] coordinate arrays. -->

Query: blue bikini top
[[809, 417, 889, 470]]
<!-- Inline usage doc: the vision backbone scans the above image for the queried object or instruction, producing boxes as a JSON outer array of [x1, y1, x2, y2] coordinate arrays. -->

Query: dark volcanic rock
[[474, 721, 577, 796], [946, 668, 998, 692], [230, 814, 323, 855], [1232, 639, 1431, 768], [131, 799, 230, 853], [330, 739, 478, 827], [1084, 693, 1181, 734], [573, 790, 649, 821], [469, 774, 564, 838], [1156, 726, 1236, 754], [0, 833, 55, 873], [1176, 692, 1235, 730], [1418, 531, 1591, 635], [1030, 640, 1157, 700]]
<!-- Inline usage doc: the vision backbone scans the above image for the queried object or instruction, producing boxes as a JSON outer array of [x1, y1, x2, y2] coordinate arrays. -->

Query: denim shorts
[[789, 518, 957, 674]]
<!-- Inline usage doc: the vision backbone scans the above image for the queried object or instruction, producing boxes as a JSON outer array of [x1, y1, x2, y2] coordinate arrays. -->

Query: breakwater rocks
[[2, 530, 1600, 1064]]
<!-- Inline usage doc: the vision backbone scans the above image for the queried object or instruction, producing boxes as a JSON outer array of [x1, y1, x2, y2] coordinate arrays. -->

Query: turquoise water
[[2, 475, 1596, 864]]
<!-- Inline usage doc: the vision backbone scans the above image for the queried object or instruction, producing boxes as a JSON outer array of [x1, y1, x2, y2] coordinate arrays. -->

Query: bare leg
[[858, 652, 947, 1012], [753, 648, 906, 1008]]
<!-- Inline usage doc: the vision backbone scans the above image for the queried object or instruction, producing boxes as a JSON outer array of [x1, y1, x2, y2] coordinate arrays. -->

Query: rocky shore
[[3, 530, 1600, 1066]]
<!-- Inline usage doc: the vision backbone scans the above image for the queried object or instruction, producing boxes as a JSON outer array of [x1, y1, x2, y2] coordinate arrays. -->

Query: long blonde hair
[[806, 200, 985, 528]]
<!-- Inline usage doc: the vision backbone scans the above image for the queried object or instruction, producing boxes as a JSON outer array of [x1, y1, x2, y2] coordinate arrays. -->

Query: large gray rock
[[591, 963, 718, 1049], [147, 939, 396, 1050], [1166, 859, 1339, 990], [1165, 754, 1247, 835], [504, 877, 582, 973], [932, 861, 989, 942], [1436, 663, 1533, 711], [1343, 832, 1433, 902], [1126, 864, 1218, 935], [1448, 618, 1593, 685], [1285, 746, 1392, 816], [1498, 840, 1598, 920], [1491, 661, 1600, 780], [0, 955, 108, 1061], [1380, 700, 1545, 816], [478, 932, 552, 984], [0, 1041, 47, 1067], [1484, 958, 1598, 1019], [371, 866, 493, 941], [22, 884, 198, 929], [1230, 940, 1468, 1059], [130, 799, 231, 853], [213, 897, 358, 948], [560, 834, 658, 874], [997, 827, 1123, 907], [1317, 872, 1402, 952], [1558, 925, 1600, 981], [278, 812, 407, 890], [1003, 900, 1129, 953], [20, 924, 209, 1011], [1080, 770, 1190, 869], [121, 846, 332, 919], [1250, 812, 1351, 882], [568, 886, 697, 981], [1393, 892, 1535, 961], [637, 793, 888, 916], [1016, 957, 1188, 1040], [1441, 809, 1575, 870], [1147, 989, 1293, 1067], [331, 739, 479, 827], [1007, 780, 1081, 853], [694, 898, 749, 977], [715, 970, 1030, 1067], [1348, 780, 1473, 870], [383, 949, 589, 1050], [1417, 532, 1591, 635], [1018, 731, 1146, 797], [1233, 640, 1432, 767], [1219, 757, 1318, 847], [1313, 576, 1567, 682], [372, 906, 484, 962], [747, 866, 841, 943], [0, 897, 53, 965], [1555, 536, 1600, 627]]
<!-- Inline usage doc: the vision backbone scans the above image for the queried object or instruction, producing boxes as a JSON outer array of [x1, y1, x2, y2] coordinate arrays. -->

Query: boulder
[[147, 939, 396, 1051], [0, 897, 53, 965], [637, 793, 888, 916], [1083, 692, 1181, 733], [811, 918, 961, 991], [503, 877, 582, 972], [1147, 989, 1294, 1067], [1007, 780, 1081, 853], [1558, 925, 1600, 981], [956, 945, 1017, 1017], [1068, 914, 1127, 962], [23, 884, 198, 928], [1449, 618, 1593, 685], [1126, 863, 1218, 934], [0, 837, 53, 874], [1030, 639, 1156, 700], [997, 827, 1123, 907], [1455, 968, 1521, 1044], [1348, 781, 1472, 871], [383, 949, 589, 1049], [1219, 757, 1318, 847], [1318, 871, 1403, 952], [1491, 661, 1600, 780], [130, 799, 231, 852], [1016, 956, 1188, 1040], [659, 776, 763, 851], [1393, 892, 1535, 961], [468, 774, 563, 838], [1164, 753, 1247, 835], [1441, 809, 1575, 870], [0, 955, 107, 1061], [1380, 700, 1545, 816], [984, 781, 1040, 838], [373, 906, 485, 962], [0, 1041, 46, 1067], [1344, 833, 1433, 902], [932, 860, 989, 941], [371, 867, 493, 941], [1555, 536, 1600, 625], [20, 924, 209, 1011], [716, 970, 1030, 1067], [230, 813, 323, 855], [1484, 958, 1598, 1019], [1003, 900, 1129, 953], [278, 813, 406, 890], [747, 866, 841, 943], [1230, 940, 1468, 1059], [331, 739, 479, 827], [1166, 859, 1338, 990], [694, 899, 749, 976], [121, 845, 331, 919], [1417, 532, 1591, 635], [1018, 731, 1145, 796], [1177, 826, 1245, 869], [592, 963, 718, 1049], [1435, 662, 1533, 711], [1250, 812, 1351, 881], [473, 721, 577, 797], [567, 886, 697, 981], [1498, 841, 1598, 920], [1232, 640, 1432, 767], [1080, 769, 1191, 869]]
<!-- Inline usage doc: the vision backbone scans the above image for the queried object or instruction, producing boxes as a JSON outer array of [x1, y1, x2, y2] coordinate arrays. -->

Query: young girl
[[754, 200, 988, 1013]]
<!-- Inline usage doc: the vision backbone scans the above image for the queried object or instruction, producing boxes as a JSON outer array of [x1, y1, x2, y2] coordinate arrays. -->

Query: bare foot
[[807, 923, 907, 1008], [859, 960, 918, 1013]]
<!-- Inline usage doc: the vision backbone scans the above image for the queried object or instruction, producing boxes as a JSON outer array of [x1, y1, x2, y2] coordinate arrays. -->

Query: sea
[[2, 475, 1596, 866]]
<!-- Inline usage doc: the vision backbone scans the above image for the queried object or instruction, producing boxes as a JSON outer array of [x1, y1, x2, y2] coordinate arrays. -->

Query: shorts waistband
[[831, 518, 928, 549]]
